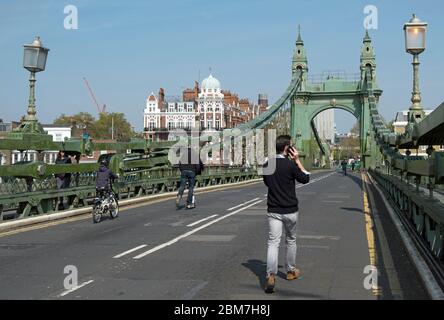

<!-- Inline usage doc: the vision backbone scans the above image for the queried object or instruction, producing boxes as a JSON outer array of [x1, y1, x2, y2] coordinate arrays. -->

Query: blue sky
[[1, 0, 443, 132]]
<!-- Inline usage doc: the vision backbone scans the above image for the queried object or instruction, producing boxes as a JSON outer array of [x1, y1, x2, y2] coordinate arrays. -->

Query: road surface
[[0, 171, 429, 300]]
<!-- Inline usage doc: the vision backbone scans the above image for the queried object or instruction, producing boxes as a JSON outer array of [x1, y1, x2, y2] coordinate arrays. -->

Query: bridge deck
[[0, 171, 428, 299]]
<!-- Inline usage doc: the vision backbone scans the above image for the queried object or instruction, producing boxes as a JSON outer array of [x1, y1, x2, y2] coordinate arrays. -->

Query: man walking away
[[341, 159, 347, 176], [262, 135, 310, 294], [176, 147, 203, 210]]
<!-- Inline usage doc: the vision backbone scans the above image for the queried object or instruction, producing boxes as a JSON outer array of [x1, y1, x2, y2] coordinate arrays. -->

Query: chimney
[[159, 88, 165, 111]]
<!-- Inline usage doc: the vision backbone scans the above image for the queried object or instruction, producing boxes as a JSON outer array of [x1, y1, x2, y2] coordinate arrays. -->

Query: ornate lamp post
[[19, 36, 49, 133], [404, 14, 427, 123]]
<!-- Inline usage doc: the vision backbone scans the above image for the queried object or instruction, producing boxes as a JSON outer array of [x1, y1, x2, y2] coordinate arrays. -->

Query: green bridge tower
[[289, 29, 383, 169]]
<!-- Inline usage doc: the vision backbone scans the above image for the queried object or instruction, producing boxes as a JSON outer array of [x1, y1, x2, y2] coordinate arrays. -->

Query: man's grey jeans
[[266, 212, 299, 276]]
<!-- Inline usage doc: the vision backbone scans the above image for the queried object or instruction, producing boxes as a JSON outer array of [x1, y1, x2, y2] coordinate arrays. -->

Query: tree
[[350, 121, 360, 135], [53, 112, 135, 140], [91, 112, 133, 140], [54, 112, 97, 138]]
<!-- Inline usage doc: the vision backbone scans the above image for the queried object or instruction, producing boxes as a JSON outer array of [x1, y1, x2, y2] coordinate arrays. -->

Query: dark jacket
[[179, 149, 203, 175], [96, 165, 118, 189], [55, 156, 72, 180], [263, 156, 310, 214]]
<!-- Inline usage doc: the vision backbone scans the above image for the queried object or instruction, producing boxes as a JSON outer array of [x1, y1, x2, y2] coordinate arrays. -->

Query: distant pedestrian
[[341, 159, 347, 176], [262, 135, 310, 294], [176, 147, 203, 210], [351, 160, 356, 172], [55, 150, 72, 210]]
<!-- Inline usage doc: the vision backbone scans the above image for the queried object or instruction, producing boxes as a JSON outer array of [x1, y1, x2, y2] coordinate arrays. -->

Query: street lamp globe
[[403, 15, 428, 123], [404, 14, 427, 55], [23, 36, 49, 73]]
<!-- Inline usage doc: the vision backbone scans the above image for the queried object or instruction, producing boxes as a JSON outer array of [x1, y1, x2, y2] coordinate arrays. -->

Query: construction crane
[[83, 77, 106, 114]]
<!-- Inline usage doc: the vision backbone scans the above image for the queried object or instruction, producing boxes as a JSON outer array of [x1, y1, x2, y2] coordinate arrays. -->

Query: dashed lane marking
[[133, 199, 264, 260], [113, 244, 148, 259], [187, 215, 219, 227], [227, 198, 260, 211], [59, 280, 94, 297]]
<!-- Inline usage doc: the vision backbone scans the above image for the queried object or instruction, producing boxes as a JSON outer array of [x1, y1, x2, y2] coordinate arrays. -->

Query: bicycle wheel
[[109, 199, 119, 219], [93, 207, 102, 224]]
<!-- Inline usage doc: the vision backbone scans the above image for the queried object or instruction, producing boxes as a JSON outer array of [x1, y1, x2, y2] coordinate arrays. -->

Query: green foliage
[[350, 122, 360, 135], [333, 136, 360, 161], [53, 112, 136, 140]]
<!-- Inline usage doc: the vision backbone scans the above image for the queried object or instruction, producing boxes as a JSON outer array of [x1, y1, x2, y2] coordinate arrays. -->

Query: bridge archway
[[291, 92, 366, 169]]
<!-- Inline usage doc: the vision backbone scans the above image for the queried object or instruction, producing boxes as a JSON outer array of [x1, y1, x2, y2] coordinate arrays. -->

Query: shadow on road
[[242, 259, 286, 289], [241, 260, 326, 299], [344, 172, 363, 190], [340, 207, 363, 214]]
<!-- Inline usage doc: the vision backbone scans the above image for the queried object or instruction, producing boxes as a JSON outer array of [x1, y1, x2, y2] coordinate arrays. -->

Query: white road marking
[[132, 172, 336, 260], [59, 280, 94, 297], [227, 198, 260, 211], [144, 223, 152, 227], [113, 244, 148, 259], [296, 172, 335, 189], [187, 215, 219, 227], [133, 199, 264, 260]]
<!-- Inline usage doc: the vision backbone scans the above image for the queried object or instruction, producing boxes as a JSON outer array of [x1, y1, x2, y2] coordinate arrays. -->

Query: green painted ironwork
[[2, 25, 444, 266]]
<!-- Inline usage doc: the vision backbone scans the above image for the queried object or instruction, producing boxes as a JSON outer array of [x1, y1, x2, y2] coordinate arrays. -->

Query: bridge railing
[[363, 68, 444, 261], [0, 164, 259, 221]]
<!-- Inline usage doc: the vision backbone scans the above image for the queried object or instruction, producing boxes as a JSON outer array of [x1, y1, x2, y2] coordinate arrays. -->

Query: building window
[[168, 122, 175, 130], [215, 120, 220, 130]]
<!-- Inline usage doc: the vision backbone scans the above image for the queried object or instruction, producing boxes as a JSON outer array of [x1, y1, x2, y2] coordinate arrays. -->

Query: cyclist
[[96, 159, 118, 198]]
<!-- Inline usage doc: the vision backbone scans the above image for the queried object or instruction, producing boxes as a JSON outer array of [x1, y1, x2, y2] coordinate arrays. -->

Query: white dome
[[201, 74, 221, 90]]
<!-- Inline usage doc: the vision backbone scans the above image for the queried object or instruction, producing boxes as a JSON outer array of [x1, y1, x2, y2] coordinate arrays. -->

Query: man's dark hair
[[276, 135, 292, 153]]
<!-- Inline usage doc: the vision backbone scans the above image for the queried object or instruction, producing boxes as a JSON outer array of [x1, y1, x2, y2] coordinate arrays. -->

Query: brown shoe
[[287, 269, 302, 280], [265, 274, 275, 294]]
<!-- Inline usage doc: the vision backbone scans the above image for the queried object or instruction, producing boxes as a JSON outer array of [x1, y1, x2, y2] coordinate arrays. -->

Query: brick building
[[143, 74, 269, 141]]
